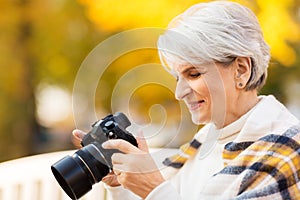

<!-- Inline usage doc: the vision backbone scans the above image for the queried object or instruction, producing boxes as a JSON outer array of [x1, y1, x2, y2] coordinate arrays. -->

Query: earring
[[238, 83, 243, 88]]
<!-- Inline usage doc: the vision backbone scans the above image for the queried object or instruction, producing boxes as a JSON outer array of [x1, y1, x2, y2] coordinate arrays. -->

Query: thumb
[[72, 129, 86, 141], [136, 129, 149, 152]]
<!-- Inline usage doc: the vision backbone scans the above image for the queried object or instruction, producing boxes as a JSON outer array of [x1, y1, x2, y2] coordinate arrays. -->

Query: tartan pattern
[[223, 141, 254, 166], [162, 138, 201, 168], [220, 125, 300, 199], [163, 125, 300, 199]]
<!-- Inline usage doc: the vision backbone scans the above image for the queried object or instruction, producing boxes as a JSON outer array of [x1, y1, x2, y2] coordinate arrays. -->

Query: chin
[[191, 114, 202, 125], [191, 112, 209, 125]]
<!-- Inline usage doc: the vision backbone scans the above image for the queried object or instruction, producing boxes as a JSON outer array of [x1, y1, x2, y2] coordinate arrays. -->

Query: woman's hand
[[72, 129, 86, 145], [102, 131, 165, 199], [72, 129, 121, 187]]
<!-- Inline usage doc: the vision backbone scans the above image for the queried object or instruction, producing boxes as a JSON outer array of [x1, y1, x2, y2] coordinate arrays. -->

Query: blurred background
[[0, 0, 300, 162]]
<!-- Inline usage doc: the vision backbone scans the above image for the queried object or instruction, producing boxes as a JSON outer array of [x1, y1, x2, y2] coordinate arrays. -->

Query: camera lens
[[51, 144, 110, 200]]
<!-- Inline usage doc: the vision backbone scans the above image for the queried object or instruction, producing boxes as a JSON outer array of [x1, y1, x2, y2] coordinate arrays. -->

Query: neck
[[215, 90, 259, 129]]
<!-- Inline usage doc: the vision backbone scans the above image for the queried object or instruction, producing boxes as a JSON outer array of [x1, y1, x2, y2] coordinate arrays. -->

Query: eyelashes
[[175, 72, 202, 82], [174, 66, 206, 82], [189, 72, 202, 78]]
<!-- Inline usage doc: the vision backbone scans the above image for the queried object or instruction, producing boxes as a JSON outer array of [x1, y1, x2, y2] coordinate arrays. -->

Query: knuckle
[[111, 153, 117, 160], [114, 139, 123, 146], [118, 174, 128, 187]]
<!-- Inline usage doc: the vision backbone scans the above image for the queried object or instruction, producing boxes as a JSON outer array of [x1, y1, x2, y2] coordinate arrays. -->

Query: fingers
[[136, 129, 149, 152], [102, 139, 141, 154], [102, 172, 121, 187], [102, 129, 149, 154], [113, 167, 122, 176], [72, 129, 86, 141], [111, 152, 157, 174], [71, 129, 87, 147]]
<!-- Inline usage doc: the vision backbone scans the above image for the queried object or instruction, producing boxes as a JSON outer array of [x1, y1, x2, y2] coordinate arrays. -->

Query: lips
[[188, 100, 205, 110]]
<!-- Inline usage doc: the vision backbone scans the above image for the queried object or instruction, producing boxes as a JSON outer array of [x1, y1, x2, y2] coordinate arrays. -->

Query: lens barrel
[[51, 145, 110, 199]]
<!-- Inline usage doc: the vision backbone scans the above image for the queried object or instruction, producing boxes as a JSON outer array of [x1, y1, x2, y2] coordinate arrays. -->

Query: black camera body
[[51, 112, 137, 200]]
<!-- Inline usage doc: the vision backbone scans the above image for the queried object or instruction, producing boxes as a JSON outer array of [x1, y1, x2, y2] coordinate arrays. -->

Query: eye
[[189, 72, 202, 78]]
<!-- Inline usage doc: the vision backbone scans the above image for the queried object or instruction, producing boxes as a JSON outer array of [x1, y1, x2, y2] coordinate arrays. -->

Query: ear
[[234, 57, 252, 89]]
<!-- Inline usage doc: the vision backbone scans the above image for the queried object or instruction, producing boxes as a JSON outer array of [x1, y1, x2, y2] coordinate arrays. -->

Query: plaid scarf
[[162, 138, 202, 168], [163, 125, 300, 199]]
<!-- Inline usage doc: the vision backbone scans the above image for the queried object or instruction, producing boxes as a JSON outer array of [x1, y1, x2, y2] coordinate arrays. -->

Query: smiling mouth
[[188, 100, 205, 110]]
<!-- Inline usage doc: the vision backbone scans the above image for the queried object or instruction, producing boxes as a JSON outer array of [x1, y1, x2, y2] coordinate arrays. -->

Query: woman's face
[[171, 62, 238, 127]]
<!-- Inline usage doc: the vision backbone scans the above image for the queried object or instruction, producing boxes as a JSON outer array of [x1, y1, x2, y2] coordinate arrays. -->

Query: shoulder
[[245, 126, 300, 175], [224, 125, 300, 168], [259, 125, 300, 146], [249, 125, 300, 159], [218, 125, 300, 198]]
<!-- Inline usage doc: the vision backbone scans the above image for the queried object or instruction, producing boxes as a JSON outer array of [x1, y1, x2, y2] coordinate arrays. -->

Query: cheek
[[189, 79, 209, 96], [199, 77, 228, 115], [204, 75, 236, 121]]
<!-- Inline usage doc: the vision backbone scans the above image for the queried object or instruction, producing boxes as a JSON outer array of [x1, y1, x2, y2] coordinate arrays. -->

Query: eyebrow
[[180, 66, 202, 74]]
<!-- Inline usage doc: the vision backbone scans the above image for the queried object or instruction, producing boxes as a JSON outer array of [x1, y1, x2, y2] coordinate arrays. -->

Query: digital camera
[[51, 112, 138, 200]]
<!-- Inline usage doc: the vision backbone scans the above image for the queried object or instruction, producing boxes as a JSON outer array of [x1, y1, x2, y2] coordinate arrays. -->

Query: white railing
[[0, 150, 106, 200], [0, 148, 177, 200]]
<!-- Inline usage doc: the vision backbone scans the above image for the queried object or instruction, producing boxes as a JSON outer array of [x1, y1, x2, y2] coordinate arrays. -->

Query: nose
[[175, 78, 191, 100]]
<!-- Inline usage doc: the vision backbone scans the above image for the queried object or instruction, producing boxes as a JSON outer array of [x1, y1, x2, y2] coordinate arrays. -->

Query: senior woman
[[73, 1, 300, 199]]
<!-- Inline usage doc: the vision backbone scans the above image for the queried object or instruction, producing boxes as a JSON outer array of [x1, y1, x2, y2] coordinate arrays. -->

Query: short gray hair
[[157, 1, 270, 90]]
